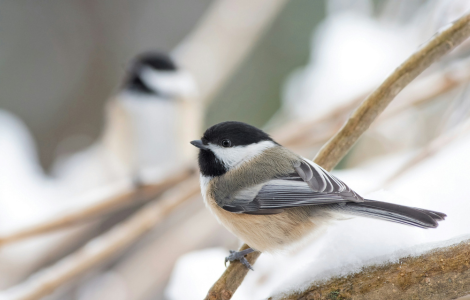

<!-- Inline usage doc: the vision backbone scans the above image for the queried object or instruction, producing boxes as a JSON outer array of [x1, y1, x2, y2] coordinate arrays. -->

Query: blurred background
[[2, 0, 470, 299], [0, 0, 324, 170]]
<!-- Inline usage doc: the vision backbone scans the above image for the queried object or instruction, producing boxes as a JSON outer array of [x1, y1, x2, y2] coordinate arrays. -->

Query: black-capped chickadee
[[54, 52, 197, 190], [114, 52, 198, 183], [191, 121, 446, 270]]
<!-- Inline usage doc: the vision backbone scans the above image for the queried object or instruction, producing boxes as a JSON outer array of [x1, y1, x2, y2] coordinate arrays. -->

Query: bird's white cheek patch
[[208, 141, 276, 169], [140, 67, 197, 98]]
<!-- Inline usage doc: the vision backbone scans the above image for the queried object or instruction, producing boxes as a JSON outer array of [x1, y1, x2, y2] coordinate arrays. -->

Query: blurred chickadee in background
[[110, 52, 198, 183], [54, 52, 198, 191], [191, 121, 446, 270]]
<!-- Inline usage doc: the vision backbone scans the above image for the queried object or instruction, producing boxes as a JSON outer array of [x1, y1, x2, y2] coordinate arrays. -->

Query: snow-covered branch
[[274, 239, 470, 300], [204, 12, 470, 300]]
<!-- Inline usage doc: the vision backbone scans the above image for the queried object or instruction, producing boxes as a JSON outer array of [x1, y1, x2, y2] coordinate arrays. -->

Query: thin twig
[[384, 118, 470, 184], [0, 177, 200, 300], [205, 13, 470, 300]]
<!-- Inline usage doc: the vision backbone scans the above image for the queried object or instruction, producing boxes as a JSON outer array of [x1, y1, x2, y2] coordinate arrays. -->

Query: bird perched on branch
[[53, 52, 198, 191], [191, 121, 446, 270]]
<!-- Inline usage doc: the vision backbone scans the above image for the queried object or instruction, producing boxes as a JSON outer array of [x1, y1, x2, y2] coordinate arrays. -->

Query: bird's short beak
[[190, 140, 208, 150]]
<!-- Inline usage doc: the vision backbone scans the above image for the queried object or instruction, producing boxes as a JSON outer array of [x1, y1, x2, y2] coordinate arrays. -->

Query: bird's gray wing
[[222, 159, 364, 214]]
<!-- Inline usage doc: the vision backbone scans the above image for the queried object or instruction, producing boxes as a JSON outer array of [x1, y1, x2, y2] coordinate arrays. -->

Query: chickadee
[[191, 121, 446, 270], [111, 52, 198, 183], [54, 52, 198, 190]]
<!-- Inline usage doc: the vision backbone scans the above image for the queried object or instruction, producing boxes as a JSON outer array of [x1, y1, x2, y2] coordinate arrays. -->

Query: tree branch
[[0, 168, 193, 246], [205, 13, 470, 300], [0, 177, 200, 300]]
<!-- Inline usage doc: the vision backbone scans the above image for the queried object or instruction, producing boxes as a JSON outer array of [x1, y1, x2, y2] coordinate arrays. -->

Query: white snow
[[0, 109, 130, 288], [165, 248, 227, 300], [281, 10, 417, 120]]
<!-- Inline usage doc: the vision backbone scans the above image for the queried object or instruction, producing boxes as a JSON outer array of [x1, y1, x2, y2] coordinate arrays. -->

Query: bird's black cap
[[194, 122, 277, 177], [134, 52, 177, 71], [201, 121, 275, 148], [124, 52, 178, 95]]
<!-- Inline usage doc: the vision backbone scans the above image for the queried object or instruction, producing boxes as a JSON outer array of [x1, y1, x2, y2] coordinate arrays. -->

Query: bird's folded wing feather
[[222, 159, 364, 214]]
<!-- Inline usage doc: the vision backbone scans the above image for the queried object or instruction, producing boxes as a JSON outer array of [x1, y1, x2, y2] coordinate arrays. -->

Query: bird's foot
[[224, 248, 255, 271]]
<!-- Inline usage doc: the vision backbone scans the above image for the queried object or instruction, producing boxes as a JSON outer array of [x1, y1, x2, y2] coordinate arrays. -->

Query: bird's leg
[[225, 247, 256, 270]]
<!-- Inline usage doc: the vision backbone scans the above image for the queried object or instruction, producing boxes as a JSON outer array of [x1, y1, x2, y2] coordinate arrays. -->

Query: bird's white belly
[[199, 175, 327, 253]]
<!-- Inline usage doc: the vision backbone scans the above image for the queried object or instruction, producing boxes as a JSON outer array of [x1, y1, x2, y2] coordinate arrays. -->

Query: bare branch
[[204, 13, 470, 300], [0, 168, 193, 246], [0, 177, 200, 300], [384, 118, 470, 184]]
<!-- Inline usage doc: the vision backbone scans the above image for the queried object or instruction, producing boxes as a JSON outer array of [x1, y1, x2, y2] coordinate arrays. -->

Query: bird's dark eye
[[221, 139, 232, 148]]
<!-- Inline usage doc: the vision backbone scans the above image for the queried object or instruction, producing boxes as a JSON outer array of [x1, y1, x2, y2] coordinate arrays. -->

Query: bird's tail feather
[[334, 199, 446, 228]]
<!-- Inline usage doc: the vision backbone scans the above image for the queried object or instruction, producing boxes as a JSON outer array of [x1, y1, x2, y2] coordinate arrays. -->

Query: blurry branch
[[0, 168, 193, 246], [276, 56, 470, 149], [92, 207, 234, 299], [378, 58, 470, 121], [0, 177, 200, 300], [275, 239, 470, 300], [173, 0, 288, 105], [205, 13, 470, 300], [384, 118, 470, 184], [272, 93, 365, 146]]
